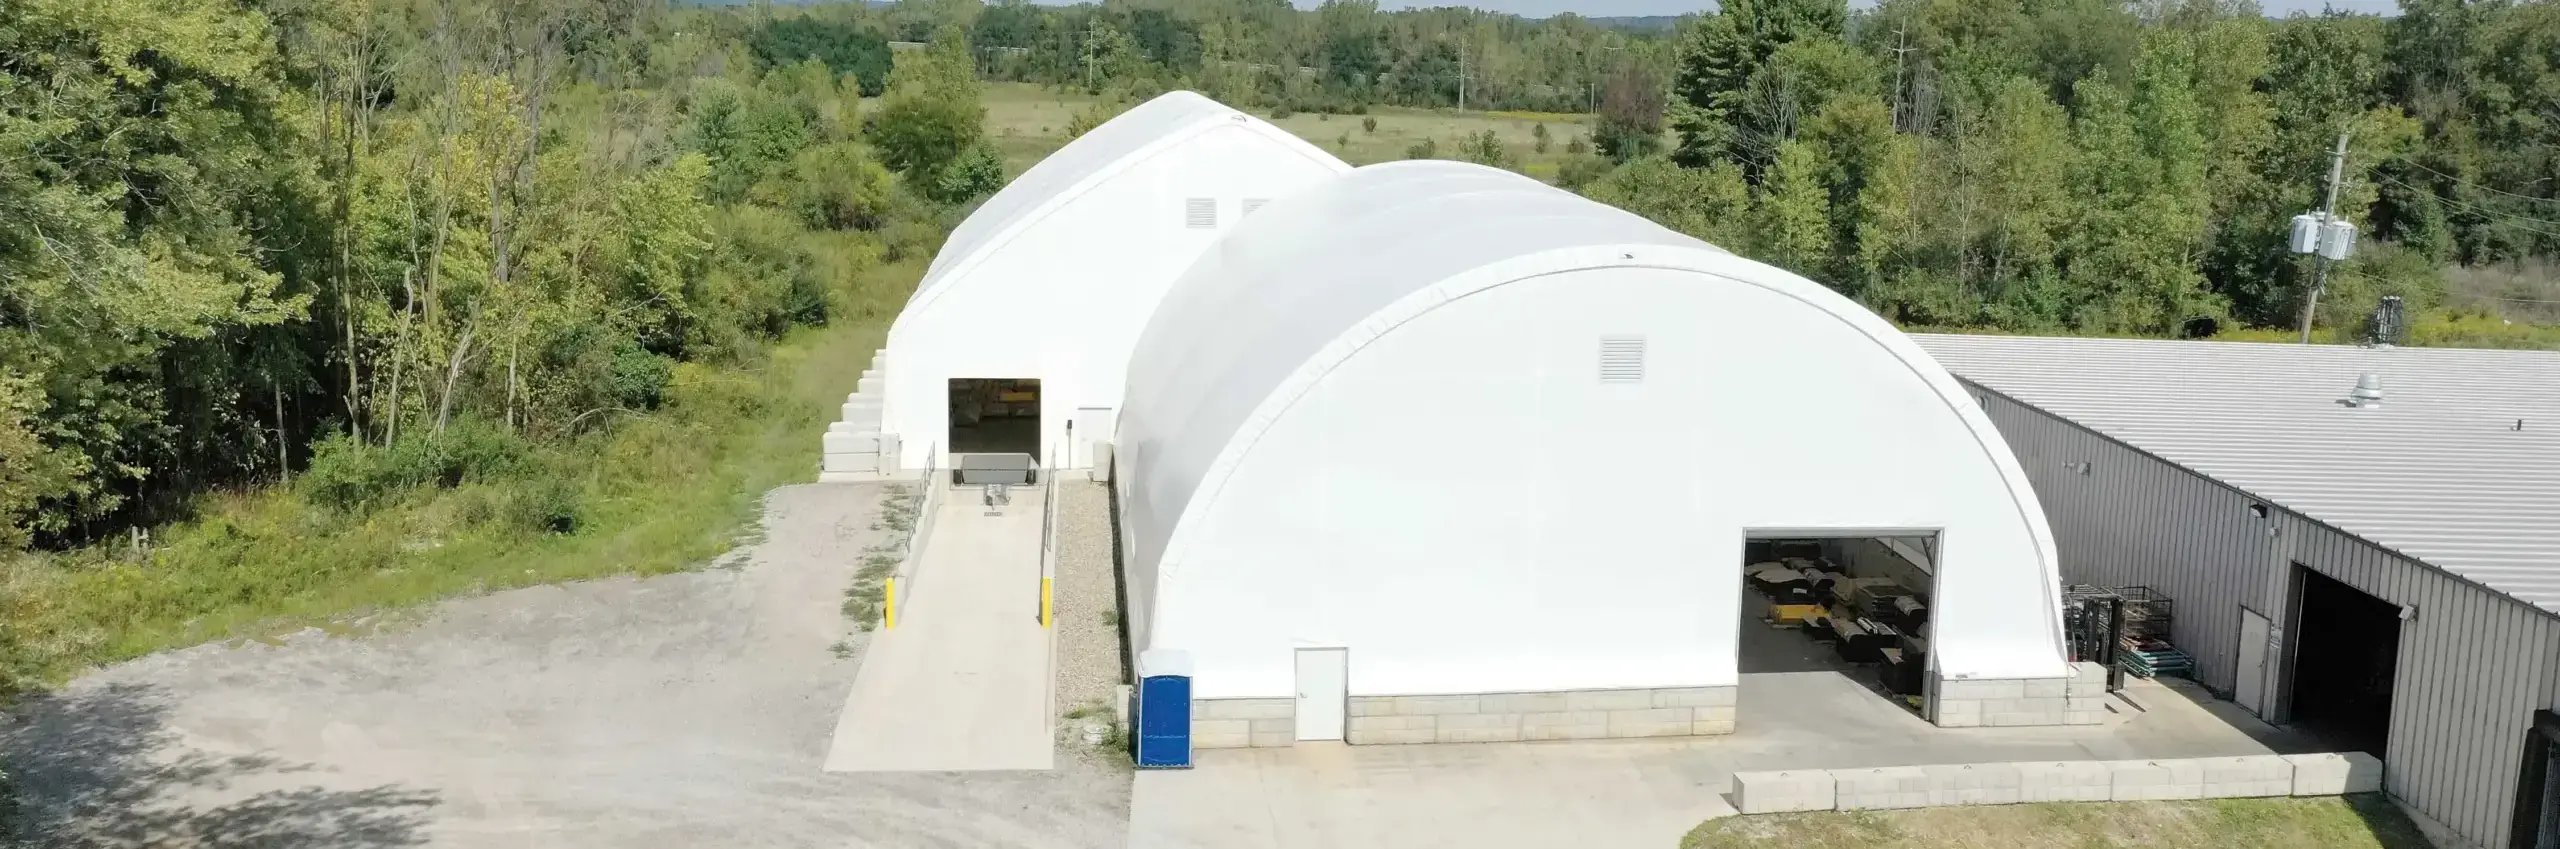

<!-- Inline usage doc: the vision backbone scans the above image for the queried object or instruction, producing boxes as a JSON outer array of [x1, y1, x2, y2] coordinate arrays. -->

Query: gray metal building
[[1916, 334, 2560, 849]]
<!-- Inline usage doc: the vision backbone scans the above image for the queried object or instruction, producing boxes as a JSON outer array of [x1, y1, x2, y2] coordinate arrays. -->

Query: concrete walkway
[[825, 485, 1055, 772], [1130, 673, 2302, 849]]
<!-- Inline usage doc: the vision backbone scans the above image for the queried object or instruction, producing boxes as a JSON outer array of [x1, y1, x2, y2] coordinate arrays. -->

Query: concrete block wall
[[819, 350, 900, 482], [1737, 752, 2384, 816], [1191, 698, 1295, 749], [1344, 686, 1738, 746], [1932, 661, 2108, 728]]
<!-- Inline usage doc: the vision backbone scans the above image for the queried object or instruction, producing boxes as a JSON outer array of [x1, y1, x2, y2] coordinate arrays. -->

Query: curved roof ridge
[[896, 91, 1344, 326]]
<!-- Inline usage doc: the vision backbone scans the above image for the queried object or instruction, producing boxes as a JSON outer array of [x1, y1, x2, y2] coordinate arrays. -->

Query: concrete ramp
[[825, 484, 1053, 772]]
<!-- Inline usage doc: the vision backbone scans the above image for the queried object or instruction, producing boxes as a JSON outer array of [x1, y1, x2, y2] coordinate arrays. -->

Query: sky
[[1351, 0, 2404, 19]]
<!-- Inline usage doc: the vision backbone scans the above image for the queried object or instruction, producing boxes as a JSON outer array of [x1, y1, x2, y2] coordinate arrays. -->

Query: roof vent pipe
[[2346, 373, 2385, 408]]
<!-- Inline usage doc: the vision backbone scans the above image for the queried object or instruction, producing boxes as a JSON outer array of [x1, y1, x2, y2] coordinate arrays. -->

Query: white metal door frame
[[2236, 605, 2272, 716], [1293, 646, 1349, 741]]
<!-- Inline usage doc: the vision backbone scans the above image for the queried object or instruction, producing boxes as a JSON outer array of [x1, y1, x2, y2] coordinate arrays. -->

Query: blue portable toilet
[[1135, 649, 1194, 769]]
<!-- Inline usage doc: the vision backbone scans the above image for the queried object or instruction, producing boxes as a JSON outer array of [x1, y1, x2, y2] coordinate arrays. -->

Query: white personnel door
[[2236, 607, 2272, 716], [1070, 407, 1116, 469], [1294, 647, 1348, 741]]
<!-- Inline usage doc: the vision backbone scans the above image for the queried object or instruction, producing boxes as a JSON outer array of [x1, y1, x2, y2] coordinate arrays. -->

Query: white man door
[[1294, 648, 1347, 741]]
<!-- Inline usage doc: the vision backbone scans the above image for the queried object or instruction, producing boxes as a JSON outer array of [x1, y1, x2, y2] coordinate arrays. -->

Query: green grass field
[[1684, 796, 2432, 849], [980, 82, 1594, 182], [0, 258, 922, 697]]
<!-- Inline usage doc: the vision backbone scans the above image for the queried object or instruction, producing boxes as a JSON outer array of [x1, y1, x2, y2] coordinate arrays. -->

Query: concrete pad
[[825, 486, 1053, 772], [1130, 672, 2295, 849]]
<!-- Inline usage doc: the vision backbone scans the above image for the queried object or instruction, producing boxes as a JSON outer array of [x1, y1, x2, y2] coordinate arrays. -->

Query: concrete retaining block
[[823, 431, 888, 454], [1833, 766, 1931, 810], [2200, 755, 2294, 798], [2108, 759, 2206, 801], [1922, 762, 2022, 805], [2015, 760, 2113, 802], [1734, 771, 1835, 814], [821, 451, 879, 473], [2285, 752, 2384, 796]]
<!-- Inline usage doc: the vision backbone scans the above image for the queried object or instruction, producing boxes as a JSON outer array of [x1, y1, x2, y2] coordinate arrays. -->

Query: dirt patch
[[3, 483, 1130, 848]]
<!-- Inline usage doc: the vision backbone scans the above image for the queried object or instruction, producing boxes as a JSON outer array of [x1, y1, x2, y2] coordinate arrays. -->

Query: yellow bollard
[[1040, 576, 1054, 628], [885, 577, 898, 629]]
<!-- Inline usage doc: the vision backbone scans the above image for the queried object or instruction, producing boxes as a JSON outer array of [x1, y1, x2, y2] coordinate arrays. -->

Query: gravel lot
[[3, 483, 1131, 849], [1050, 479, 1130, 765]]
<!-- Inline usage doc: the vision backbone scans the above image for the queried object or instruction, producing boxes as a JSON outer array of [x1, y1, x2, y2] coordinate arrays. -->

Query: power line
[[2400, 160, 2560, 208], [2382, 175, 2560, 239]]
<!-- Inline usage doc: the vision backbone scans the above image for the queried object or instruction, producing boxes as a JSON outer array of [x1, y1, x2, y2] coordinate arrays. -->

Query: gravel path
[[1050, 479, 1131, 765], [3, 483, 1131, 849]]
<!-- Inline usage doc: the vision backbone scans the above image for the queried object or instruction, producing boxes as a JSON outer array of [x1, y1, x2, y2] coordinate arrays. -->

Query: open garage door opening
[[2286, 565, 2400, 757], [1741, 534, 1939, 718], [948, 378, 1041, 460]]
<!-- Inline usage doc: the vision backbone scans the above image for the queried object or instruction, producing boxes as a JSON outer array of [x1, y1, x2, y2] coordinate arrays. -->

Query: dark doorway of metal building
[[948, 378, 1040, 458], [2286, 565, 2400, 757], [2508, 710, 2560, 849]]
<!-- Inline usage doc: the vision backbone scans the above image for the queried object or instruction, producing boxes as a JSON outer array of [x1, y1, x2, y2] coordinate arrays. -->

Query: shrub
[[1270, 103, 1295, 119], [1405, 137, 1438, 160], [610, 346, 675, 411], [512, 477, 583, 535], [1362, 116, 1377, 134], [300, 422, 531, 514]]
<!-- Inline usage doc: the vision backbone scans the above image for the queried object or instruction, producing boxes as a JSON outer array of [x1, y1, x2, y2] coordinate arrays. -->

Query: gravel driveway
[[2, 483, 1131, 849]]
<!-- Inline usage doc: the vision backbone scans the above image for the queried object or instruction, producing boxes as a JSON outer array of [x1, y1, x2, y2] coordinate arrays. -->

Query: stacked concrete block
[[2014, 760, 2113, 802], [2108, 759, 2207, 801], [1832, 766, 1932, 810], [819, 351, 900, 482], [1932, 672, 2101, 728], [2065, 661, 2110, 725], [2198, 755, 2295, 798], [1341, 686, 1738, 746], [1733, 771, 1834, 814], [1920, 762, 2022, 806], [2284, 752, 2384, 796], [1191, 698, 1294, 749]]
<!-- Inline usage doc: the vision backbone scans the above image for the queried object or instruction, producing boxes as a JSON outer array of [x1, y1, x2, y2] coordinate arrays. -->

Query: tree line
[[1573, 0, 2560, 343], [0, 0, 1004, 550]]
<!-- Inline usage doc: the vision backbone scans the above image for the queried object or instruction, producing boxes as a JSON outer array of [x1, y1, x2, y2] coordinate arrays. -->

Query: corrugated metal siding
[[1970, 380, 2560, 848], [1974, 386, 2276, 693]]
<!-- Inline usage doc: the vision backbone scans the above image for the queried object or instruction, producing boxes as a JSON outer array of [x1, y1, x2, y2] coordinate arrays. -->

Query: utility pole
[[2296, 132, 2353, 344], [1888, 26, 1914, 132]]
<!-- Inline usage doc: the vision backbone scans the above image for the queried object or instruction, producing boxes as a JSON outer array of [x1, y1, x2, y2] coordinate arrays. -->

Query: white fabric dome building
[[1117, 161, 2081, 748], [824, 92, 1350, 477]]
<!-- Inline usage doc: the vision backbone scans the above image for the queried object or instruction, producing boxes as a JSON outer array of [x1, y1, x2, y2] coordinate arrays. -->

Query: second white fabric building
[[871, 91, 1349, 471], [1117, 162, 2077, 745]]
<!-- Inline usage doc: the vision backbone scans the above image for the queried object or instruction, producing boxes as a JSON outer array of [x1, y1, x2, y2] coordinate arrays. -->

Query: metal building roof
[[1916, 334, 2560, 615]]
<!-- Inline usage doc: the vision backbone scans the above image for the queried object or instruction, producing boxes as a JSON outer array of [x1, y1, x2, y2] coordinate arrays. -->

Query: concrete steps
[[820, 348, 902, 481]]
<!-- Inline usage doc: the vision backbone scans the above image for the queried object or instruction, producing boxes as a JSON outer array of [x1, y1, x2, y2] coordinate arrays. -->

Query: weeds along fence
[[887, 444, 942, 628]]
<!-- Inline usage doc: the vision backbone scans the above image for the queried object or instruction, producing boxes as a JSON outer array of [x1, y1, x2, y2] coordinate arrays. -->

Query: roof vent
[[1242, 198, 1270, 217], [1185, 198, 1217, 229], [1598, 336, 1645, 384], [2345, 373, 2385, 408]]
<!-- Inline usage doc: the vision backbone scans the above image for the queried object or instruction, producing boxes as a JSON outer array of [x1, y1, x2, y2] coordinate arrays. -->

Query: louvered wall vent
[[1242, 198, 1270, 217], [1598, 336, 1646, 384], [1185, 198, 1218, 228]]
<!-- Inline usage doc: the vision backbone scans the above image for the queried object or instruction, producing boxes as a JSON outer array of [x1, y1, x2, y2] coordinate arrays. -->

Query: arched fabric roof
[[1119, 161, 1723, 591], [901, 90, 1331, 315], [1117, 160, 2069, 681]]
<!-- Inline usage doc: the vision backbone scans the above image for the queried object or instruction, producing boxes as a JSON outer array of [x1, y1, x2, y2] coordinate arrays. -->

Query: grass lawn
[[980, 82, 1593, 182], [0, 258, 920, 696], [1683, 795, 2432, 849]]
